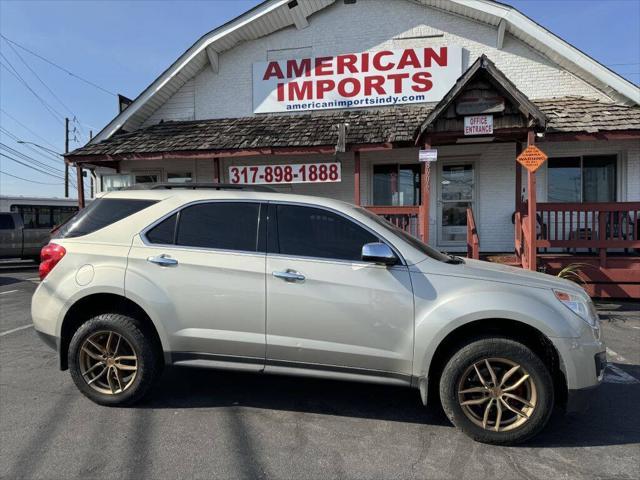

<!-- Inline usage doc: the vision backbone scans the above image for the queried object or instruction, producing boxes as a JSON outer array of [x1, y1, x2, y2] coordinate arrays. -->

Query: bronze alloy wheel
[[457, 358, 537, 432], [79, 330, 138, 395]]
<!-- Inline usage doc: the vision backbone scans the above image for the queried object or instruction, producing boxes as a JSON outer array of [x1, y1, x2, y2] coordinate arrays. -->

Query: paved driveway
[[1, 265, 639, 480]]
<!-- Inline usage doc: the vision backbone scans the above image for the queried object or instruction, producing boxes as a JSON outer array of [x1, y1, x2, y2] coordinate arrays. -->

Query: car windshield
[[355, 206, 457, 264]]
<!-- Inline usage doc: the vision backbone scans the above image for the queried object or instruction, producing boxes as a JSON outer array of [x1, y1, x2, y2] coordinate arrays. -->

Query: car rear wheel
[[439, 337, 554, 445], [68, 313, 160, 406]]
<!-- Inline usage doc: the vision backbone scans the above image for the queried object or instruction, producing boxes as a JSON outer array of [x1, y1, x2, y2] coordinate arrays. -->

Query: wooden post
[[526, 130, 537, 270], [213, 157, 221, 183], [419, 141, 431, 243], [515, 142, 523, 212], [354, 151, 361, 206], [64, 117, 69, 198], [76, 164, 85, 209], [598, 211, 607, 268]]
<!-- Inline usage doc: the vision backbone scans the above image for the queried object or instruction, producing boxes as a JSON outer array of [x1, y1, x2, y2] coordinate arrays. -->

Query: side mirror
[[361, 242, 398, 266]]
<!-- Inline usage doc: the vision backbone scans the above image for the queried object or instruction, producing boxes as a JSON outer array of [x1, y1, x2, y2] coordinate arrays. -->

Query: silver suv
[[32, 188, 605, 444]]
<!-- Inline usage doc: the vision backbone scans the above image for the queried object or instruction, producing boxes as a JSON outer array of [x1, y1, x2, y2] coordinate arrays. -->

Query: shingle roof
[[537, 97, 640, 134], [68, 97, 640, 158]]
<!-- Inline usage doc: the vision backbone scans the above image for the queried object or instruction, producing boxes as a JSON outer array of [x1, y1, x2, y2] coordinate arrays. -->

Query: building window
[[547, 155, 617, 203], [102, 174, 132, 192], [373, 164, 421, 206], [167, 172, 193, 184], [133, 172, 161, 185]]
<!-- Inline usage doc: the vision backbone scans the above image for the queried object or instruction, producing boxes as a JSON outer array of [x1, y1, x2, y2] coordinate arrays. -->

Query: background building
[[66, 0, 640, 297]]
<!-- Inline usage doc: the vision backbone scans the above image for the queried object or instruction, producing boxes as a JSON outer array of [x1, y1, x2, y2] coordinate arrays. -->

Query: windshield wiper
[[442, 251, 465, 264]]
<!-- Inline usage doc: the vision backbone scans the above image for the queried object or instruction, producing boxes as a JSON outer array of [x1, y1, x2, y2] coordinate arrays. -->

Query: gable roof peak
[[415, 54, 547, 143]]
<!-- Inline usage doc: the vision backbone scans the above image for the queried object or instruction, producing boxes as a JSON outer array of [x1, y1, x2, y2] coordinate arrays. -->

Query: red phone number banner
[[229, 163, 341, 185]]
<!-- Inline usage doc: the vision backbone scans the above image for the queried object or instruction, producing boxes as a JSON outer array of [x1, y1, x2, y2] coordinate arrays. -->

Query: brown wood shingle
[[68, 97, 640, 158]]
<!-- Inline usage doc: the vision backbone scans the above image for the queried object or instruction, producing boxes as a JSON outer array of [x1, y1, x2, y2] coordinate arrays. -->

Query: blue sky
[[1, 0, 639, 198]]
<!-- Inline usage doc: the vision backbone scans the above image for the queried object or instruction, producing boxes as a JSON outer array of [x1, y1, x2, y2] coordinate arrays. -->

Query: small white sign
[[419, 149, 438, 162], [229, 163, 341, 185], [464, 115, 494, 135]]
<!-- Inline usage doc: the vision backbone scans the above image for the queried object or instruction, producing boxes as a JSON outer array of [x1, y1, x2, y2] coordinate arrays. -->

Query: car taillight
[[39, 243, 66, 280]]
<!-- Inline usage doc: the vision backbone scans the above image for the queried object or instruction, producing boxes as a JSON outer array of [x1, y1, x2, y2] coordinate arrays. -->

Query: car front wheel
[[439, 337, 554, 445], [68, 313, 160, 406]]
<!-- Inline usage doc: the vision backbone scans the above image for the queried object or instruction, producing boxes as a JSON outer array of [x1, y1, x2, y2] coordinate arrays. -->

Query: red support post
[[515, 143, 523, 212], [526, 130, 537, 270], [213, 157, 221, 183], [419, 141, 431, 243], [76, 164, 85, 209], [354, 151, 361, 206]]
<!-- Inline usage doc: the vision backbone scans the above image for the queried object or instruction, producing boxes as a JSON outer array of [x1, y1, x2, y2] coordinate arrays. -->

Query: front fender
[[411, 273, 580, 379]]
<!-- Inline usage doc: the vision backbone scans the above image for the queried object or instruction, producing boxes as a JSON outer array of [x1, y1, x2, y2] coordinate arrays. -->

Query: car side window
[[173, 202, 261, 252], [0, 213, 15, 230], [273, 204, 378, 261], [146, 213, 177, 245]]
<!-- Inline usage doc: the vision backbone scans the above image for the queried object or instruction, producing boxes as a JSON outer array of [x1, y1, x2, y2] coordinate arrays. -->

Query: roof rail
[[149, 183, 277, 192]]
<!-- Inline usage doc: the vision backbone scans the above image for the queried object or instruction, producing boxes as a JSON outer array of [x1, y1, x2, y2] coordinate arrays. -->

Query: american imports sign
[[253, 47, 463, 113]]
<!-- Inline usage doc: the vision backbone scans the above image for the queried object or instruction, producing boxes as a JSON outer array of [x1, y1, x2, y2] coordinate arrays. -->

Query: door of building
[[437, 161, 476, 248]]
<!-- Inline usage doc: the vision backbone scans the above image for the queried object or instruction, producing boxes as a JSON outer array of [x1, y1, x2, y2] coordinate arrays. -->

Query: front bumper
[[551, 326, 605, 391]]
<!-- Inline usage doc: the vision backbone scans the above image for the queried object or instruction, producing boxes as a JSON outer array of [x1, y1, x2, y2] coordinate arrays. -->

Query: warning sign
[[517, 145, 548, 173]]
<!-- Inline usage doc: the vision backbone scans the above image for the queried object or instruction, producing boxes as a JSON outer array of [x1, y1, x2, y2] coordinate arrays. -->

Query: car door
[[265, 203, 414, 377], [126, 201, 267, 369]]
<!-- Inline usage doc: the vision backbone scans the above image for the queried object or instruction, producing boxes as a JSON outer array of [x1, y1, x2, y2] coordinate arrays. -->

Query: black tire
[[439, 337, 554, 445], [68, 313, 160, 406]]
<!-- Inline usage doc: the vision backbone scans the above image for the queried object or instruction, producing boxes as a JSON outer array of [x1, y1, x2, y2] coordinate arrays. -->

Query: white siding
[[171, 0, 613, 122], [142, 79, 196, 127]]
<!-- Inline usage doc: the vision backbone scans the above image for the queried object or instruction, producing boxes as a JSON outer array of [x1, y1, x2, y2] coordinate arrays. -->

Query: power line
[[0, 34, 117, 97], [0, 143, 65, 176], [0, 152, 66, 180], [0, 126, 62, 164], [3, 39, 78, 121], [0, 55, 65, 125], [0, 142, 76, 189], [0, 108, 59, 150], [0, 169, 64, 185]]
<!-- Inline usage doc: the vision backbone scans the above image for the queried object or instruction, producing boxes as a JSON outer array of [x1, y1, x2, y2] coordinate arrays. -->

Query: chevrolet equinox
[[32, 188, 606, 444]]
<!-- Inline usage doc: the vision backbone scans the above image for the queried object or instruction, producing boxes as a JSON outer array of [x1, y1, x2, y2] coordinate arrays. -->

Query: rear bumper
[[35, 329, 58, 351]]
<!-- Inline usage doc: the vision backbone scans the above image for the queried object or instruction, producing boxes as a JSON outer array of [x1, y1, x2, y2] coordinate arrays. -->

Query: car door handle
[[272, 270, 305, 282], [147, 254, 178, 267]]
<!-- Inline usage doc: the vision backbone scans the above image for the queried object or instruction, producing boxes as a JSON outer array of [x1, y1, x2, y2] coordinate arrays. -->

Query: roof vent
[[287, 0, 298, 8]]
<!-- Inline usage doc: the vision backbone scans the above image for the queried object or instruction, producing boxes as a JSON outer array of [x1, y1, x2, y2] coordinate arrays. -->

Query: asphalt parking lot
[[1, 263, 639, 480]]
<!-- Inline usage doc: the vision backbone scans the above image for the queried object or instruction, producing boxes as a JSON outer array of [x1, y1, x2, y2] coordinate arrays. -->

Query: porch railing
[[466, 207, 480, 260], [516, 202, 640, 269], [366, 206, 420, 238]]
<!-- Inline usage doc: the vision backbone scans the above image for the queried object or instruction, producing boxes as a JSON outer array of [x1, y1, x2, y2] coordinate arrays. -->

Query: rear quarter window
[[53, 198, 157, 239]]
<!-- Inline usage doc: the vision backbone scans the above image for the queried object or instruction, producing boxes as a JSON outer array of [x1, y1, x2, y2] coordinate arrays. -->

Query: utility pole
[[64, 117, 69, 197], [89, 130, 94, 198]]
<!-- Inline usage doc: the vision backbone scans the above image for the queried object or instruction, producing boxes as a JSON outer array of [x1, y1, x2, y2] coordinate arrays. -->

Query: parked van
[[0, 196, 78, 260]]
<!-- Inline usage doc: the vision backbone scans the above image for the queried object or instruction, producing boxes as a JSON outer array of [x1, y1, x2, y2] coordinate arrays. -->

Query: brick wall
[[147, 0, 612, 123]]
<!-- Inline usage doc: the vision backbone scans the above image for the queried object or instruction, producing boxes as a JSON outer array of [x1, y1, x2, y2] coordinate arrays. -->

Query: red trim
[[366, 206, 420, 215], [354, 151, 361, 206], [70, 145, 339, 163], [542, 130, 640, 142]]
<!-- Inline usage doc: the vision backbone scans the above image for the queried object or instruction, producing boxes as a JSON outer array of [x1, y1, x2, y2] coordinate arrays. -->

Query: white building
[[66, 0, 640, 297]]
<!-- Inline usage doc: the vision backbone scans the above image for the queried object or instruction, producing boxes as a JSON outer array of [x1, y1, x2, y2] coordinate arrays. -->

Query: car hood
[[415, 257, 585, 293]]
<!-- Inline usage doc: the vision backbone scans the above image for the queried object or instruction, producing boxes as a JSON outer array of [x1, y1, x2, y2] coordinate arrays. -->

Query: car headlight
[[554, 289, 599, 327]]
